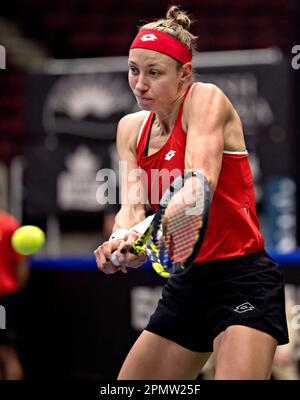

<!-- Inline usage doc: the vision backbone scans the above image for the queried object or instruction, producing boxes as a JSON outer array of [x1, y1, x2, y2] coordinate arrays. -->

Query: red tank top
[[136, 84, 264, 262]]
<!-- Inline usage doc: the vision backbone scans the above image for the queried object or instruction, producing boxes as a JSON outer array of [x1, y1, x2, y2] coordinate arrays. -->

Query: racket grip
[[111, 250, 120, 266], [111, 248, 138, 266]]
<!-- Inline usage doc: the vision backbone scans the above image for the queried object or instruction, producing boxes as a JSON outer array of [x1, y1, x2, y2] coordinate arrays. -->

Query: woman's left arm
[[184, 83, 230, 194]]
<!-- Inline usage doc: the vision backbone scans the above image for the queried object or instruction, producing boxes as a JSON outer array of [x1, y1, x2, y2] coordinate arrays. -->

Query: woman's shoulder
[[118, 110, 150, 131], [189, 82, 228, 103], [116, 111, 150, 150], [181, 81, 237, 136], [184, 81, 233, 119]]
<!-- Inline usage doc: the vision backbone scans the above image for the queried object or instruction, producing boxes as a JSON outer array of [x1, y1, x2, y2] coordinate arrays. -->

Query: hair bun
[[166, 5, 191, 31]]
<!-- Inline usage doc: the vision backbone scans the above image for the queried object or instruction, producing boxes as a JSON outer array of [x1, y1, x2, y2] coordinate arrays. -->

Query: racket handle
[[111, 250, 120, 266], [110, 248, 138, 266]]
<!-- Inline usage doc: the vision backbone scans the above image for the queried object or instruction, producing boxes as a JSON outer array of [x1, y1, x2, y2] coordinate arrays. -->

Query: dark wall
[[19, 266, 164, 379]]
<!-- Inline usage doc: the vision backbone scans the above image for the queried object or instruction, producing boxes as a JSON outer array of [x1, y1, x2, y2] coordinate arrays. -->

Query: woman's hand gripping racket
[[111, 171, 211, 278]]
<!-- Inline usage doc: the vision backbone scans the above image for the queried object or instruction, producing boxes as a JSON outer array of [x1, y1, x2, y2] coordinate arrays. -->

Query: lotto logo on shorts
[[141, 34, 158, 42], [233, 302, 255, 313]]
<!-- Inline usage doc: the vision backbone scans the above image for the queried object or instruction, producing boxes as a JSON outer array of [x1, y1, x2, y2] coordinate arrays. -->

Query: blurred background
[[0, 0, 300, 380]]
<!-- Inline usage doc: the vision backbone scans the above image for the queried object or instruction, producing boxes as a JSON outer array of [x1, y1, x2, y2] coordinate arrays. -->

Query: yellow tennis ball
[[11, 225, 45, 255]]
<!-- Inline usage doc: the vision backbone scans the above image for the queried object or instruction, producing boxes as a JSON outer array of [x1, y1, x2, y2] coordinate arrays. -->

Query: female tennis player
[[94, 5, 289, 379]]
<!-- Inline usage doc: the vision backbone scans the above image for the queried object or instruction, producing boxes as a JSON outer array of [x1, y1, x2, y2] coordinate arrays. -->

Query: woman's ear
[[181, 62, 192, 81]]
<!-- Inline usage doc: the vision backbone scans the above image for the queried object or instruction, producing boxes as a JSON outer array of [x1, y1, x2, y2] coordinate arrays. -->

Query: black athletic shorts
[[145, 251, 289, 352]]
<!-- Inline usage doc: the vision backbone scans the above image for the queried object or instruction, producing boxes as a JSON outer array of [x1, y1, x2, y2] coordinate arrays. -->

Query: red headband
[[130, 29, 192, 65]]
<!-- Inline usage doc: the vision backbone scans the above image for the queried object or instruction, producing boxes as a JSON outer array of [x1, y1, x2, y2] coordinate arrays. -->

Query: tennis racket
[[111, 170, 211, 278]]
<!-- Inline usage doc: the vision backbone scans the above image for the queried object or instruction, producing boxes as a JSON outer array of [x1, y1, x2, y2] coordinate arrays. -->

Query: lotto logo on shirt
[[164, 150, 176, 160]]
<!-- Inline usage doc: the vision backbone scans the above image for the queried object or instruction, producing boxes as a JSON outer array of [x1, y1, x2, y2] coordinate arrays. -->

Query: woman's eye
[[129, 67, 138, 74]]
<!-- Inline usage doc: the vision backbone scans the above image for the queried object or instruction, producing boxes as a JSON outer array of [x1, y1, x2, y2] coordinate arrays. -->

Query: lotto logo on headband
[[140, 34, 158, 42], [130, 29, 192, 65]]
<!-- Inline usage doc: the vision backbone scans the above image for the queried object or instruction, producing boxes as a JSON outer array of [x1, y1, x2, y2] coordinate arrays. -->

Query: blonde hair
[[140, 5, 197, 55]]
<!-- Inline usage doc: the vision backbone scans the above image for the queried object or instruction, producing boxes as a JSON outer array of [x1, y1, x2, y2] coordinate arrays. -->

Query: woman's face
[[128, 49, 183, 112]]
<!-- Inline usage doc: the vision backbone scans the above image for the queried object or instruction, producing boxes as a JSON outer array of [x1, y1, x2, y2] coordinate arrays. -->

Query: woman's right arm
[[113, 112, 147, 230], [94, 112, 148, 274]]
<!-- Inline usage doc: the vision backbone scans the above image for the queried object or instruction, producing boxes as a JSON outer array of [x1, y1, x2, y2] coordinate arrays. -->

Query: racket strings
[[159, 181, 204, 267], [165, 206, 202, 262]]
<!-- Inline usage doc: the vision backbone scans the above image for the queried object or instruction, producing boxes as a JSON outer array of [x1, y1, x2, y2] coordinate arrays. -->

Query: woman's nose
[[135, 74, 148, 91]]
